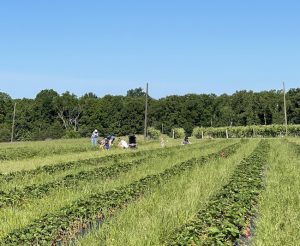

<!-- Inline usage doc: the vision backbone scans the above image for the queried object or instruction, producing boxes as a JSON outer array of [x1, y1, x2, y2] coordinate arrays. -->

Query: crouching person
[[118, 138, 129, 149], [98, 138, 105, 151]]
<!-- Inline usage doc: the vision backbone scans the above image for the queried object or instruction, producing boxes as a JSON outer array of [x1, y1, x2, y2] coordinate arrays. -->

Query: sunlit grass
[[253, 139, 300, 245], [2, 137, 297, 245], [76, 140, 257, 245], [0, 140, 226, 239], [0, 139, 215, 190]]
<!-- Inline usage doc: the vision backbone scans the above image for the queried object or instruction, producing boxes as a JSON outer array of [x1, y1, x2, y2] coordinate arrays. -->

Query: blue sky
[[0, 0, 299, 99]]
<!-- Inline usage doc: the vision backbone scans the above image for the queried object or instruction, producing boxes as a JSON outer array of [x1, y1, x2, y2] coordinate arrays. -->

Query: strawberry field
[[0, 137, 299, 245]]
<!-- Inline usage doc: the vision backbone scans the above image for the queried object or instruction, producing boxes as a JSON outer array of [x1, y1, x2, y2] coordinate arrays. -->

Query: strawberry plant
[[0, 142, 211, 184], [164, 140, 270, 245], [0, 142, 242, 245], [0, 145, 93, 161], [0, 144, 204, 208]]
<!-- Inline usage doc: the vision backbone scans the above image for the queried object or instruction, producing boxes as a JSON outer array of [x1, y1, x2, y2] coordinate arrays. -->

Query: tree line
[[0, 87, 299, 142]]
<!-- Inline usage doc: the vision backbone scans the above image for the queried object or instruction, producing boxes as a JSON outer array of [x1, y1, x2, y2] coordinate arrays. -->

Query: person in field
[[107, 134, 116, 146], [91, 129, 99, 146], [104, 137, 110, 150], [98, 138, 105, 151], [182, 136, 190, 145], [128, 134, 137, 148], [160, 137, 165, 148], [118, 138, 129, 149]]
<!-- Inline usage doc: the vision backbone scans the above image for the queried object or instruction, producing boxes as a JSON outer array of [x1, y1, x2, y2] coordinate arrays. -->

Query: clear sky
[[0, 0, 299, 99]]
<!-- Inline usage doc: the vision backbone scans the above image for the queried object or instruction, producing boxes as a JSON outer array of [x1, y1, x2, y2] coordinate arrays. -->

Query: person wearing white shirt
[[91, 129, 99, 146], [118, 138, 129, 149]]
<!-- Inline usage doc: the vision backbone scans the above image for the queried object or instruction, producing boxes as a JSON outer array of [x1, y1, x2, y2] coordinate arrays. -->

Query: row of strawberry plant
[[0, 142, 242, 245], [0, 141, 215, 183], [287, 140, 300, 155], [0, 142, 211, 208], [0, 145, 94, 161], [164, 140, 270, 246]]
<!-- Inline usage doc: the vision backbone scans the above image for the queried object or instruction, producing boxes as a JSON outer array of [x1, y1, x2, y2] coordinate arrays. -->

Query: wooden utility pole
[[11, 102, 16, 142], [283, 81, 288, 136], [144, 83, 148, 140]]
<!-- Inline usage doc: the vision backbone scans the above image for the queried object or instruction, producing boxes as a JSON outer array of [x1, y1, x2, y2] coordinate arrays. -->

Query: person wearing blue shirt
[[91, 129, 99, 146]]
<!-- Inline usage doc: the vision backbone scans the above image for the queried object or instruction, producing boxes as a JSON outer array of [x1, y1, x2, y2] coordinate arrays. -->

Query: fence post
[[201, 131, 204, 139], [226, 129, 229, 139]]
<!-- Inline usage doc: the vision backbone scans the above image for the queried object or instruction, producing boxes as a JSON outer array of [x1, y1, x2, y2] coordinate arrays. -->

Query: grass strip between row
[[286, 140, 300, 155], [164, 140, 270, 246], [0, 142, 242, 245], [0, 143, 213, 208]]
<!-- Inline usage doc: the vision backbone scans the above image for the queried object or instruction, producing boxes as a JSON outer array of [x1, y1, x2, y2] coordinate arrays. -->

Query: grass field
[[0, 137, 299, 245]]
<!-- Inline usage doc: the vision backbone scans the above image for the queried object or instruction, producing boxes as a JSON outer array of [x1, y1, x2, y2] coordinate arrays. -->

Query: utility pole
[[283, 81, 288, 136], [144, 83, 148, 140], [11, 102, 16, 142]]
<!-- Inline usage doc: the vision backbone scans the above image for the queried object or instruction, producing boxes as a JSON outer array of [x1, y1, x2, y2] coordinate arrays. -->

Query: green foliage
[[0, 144, 208, 208], [0, 143, 241, 245], [63, 129, 81, 139], [126, 87, 146, 97], [165, 140, 269, 245], [0, 142, 93, 162], [147, 127, 161, 139], [0, 124, 11, 142], [172, 128, 185, 139], [1, 88, 300, 141], [0, 92, 13, 124], [254, 140, 300, 245]]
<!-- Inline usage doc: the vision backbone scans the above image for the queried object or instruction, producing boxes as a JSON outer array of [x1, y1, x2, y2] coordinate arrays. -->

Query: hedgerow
[[147, 127, 161, 139], [192, 125, 300, 138]]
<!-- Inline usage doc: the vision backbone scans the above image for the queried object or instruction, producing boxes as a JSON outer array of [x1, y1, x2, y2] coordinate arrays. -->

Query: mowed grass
[[76, 140, 257, 245], [253, 139, 300, 246], [0, 139, 228, 239]]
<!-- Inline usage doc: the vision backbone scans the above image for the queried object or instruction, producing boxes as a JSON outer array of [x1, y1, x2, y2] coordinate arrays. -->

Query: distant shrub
[[192, 127, 204, 139], [172, 128, 185, 139], [78, 125, 93, 137], [147, 127, 161, 139], [63, 129, 81, 139], [0, 124, 11, 142], [29, 122, 64, 141], [16, 129, 33, 141]]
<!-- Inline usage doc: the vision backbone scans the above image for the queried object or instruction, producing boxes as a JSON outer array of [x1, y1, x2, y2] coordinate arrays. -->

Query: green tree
[[54, 91, 82, 131], [287, 88, 300, 124], [126, 87, 146, 97], [0, 92, 13, 124]]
